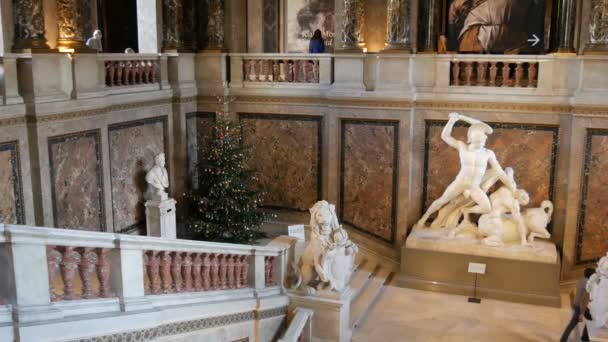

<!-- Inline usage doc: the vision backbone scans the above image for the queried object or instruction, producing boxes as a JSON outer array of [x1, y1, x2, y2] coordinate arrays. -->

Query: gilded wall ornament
[[55, 0, 94, 49], [385, 0, 410, 48], [341, 0, 365, 47]]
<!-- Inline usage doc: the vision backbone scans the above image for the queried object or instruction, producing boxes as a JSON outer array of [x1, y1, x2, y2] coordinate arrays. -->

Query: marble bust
[[291, 200, 358, 295], [145, 153, 169, 200], [86, 30, 103, 52], [413, 113, 553, 247]]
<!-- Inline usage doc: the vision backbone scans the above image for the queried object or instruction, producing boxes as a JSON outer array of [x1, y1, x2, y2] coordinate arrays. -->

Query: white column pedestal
[[145, 197, 177, 239]]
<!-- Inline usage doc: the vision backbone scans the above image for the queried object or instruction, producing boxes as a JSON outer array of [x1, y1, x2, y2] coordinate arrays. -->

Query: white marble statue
[[145, 153, 169, 200], [291, 200, 358, 295], [415, 113, 553, 247], [86, 30, 103, 52], [586, 253, 608, 330]]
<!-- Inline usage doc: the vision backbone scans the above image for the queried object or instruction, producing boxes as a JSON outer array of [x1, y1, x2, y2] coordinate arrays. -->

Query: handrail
[[279, 307, 314, 342]]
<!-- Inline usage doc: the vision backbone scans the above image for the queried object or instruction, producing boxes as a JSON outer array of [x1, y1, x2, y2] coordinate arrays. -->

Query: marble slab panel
[[109, 117, 167, 232], [49, 130, 105, 230], [341, 120, 398, 243], [0, 141, 24, 224], [423, 121, 558, 213], [577, 130, 608, 263], [186, 112, 215, 189], [240, 114, 322, 211]]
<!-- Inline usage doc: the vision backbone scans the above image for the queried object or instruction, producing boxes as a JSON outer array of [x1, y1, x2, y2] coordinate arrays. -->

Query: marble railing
[[279, 307, 313, 342], [448, 57, 540, 88], [98, 54, 161, 87], [0, 224, 286, 326], [0, 55, 24, 105], [229, 53, 332, 87]]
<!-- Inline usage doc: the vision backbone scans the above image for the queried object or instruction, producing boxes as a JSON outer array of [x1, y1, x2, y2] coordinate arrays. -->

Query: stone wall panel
[[0, 141, 24, 224]]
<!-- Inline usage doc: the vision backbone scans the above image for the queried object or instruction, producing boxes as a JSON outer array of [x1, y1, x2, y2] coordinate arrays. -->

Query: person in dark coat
[[309, 29, 325, 53]]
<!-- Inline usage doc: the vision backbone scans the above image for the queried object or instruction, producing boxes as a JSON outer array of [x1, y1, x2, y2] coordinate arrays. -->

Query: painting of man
[[287, 0, 334, 52], [447, 0, 545, 54]]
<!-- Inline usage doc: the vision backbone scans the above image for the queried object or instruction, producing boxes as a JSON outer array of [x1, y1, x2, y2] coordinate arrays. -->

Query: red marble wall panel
[[424, 121, 558, 211], [0, 141, 24, 224], [577, 130, 608, 263], [109, 117, 166, 232], [49, 131, 105, 230], [341, 121, 398, 242], [186, 113, 215, 189], [240, 114, 321, 211]]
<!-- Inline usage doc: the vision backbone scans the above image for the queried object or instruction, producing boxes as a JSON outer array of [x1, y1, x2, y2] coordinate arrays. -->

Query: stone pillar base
[[12, 39, 52, 53], [287, 289, 353, 342], [145, 197, 177, 239]]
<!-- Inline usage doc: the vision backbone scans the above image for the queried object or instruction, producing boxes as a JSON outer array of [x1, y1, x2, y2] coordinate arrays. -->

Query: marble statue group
[[416, 113, 553, 247]]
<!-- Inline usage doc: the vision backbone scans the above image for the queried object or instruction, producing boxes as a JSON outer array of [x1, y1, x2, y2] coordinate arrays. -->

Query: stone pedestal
[[287, 289, 353, 342], [145, 197, 177, 239], [399, 228, 561, 307]]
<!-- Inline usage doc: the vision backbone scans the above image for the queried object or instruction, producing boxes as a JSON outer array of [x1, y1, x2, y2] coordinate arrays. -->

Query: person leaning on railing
[[309, 30, 325, 54]]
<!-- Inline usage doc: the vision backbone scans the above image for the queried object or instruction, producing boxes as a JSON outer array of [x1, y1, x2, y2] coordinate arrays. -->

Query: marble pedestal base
[[287, 289, 353, 342], [145, 197, 177, 239], [399, 241, 561, 307]]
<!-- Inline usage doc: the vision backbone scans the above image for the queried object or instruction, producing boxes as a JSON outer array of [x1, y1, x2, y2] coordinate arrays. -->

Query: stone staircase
[[349, 255, 396, 332]]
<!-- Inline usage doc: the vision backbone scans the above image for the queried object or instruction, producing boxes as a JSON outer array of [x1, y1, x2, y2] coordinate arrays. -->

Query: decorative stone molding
[[384, 0, 410, 50], [163, 0, 184, 51], [56, 0, 94, 51], [586, 0, 608, 52], [12, 0, 50, 51], [341, 0, 365, 49]]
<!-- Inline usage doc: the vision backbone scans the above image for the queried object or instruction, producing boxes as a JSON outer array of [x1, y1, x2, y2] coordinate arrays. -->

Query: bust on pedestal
[[145, 153, 176, 239]]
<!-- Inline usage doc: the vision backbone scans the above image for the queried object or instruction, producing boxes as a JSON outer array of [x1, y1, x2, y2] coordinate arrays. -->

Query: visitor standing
[[560, 268, 595, 342], [309, 29, 325, 53]]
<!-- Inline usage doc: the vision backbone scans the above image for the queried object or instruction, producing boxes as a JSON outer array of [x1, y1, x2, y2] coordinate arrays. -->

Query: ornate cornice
[[415, 100, 572, 113]]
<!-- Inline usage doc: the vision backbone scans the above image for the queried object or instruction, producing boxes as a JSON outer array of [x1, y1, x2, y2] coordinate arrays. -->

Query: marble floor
[[353, 286, 584, 342]]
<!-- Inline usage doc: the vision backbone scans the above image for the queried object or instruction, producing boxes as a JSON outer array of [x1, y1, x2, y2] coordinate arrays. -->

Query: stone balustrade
[[100, 56, 160, 87], [0, 224, 285, 329], [229, 53, 332, 89], [278, 307, 314, 342], [449, 58, 540, 88], [0, 55, 25, 105]]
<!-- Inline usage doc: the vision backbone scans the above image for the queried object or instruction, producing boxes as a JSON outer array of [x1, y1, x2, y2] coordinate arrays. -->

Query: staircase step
[[351, 267, 394, 329], [350, 262, 378, 300]]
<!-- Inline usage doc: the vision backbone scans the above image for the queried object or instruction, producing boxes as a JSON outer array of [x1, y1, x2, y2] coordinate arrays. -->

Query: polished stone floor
[[354, 286, 583, 342]]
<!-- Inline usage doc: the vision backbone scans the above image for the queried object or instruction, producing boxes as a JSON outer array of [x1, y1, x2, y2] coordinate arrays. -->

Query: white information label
[[288, 225, 305, 240], [468, 262, 486, 274]]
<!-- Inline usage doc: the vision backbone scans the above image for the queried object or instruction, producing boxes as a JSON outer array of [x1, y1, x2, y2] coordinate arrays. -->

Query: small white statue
[[586, 253, 608, 329], [145, 153, 169, 200], [86, 29, 103, 52], [125, 48, 135, 53], [291, 200, 358, 295], [416, 113, 554, 247]]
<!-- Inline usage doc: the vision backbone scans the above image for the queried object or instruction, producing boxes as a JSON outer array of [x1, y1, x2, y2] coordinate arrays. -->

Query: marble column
[[384, 0, 410, 50], [552, 0, 577, 53], [162, 0, 184, 51], [340, 0, 365, 50], [55, 0, 95, 51], [418, 0, 440, 53], [201, 0, 225, 51], [585, 0, 608, 52], [182, 0, 197, 51], [12, 0, 51, 52]]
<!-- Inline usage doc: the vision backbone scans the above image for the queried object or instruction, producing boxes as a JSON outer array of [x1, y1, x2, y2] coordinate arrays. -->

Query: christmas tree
[[183, 117, 270, 244]]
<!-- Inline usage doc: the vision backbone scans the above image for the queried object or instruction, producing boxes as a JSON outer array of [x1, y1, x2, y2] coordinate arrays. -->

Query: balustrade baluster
[[160, 251, 172, 294], [304, 61, 311, 82], [287, 61, 294, 82], [147, 250, 161, 294], [124, 62, 132, 85], [515, 63, 523, 87], [254, 60, 261, 82], [281, 61, 288, 81], [192, 253, 203, 291], [142, 61, 150, 83], [202, 253, 212, 291], [79, 247, 98, 299], [227, 254, 235, 289], [150, 61, 158, 83], [273, 61, 280, 82], [219, 254, 228, 290], [234, 255, 243, 288], [210, 253, 220, 290], [97, 248, 111, 298], [244, 59, 251, 82], [182, 252, 193, 292], [489, 62, 498, 86], [313, 61, 320, 83], [240, 255, 249, 288], [464, 62, 473, 86], [171, 251, 183, 292], [143, 252, 150, 295], [61, 247, 81, 300], [293, 60, 301, 82], [47, 246, 63, 302], [134, 61, 141, 84], [116, 62, 124, 86], [106, 62, 114, 86], [261, 60, 270, 81], [501, 63, 511, 87], [528, 63, 537, 88], [451, 61, 460, 86], [477, 62, 487, 86]]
